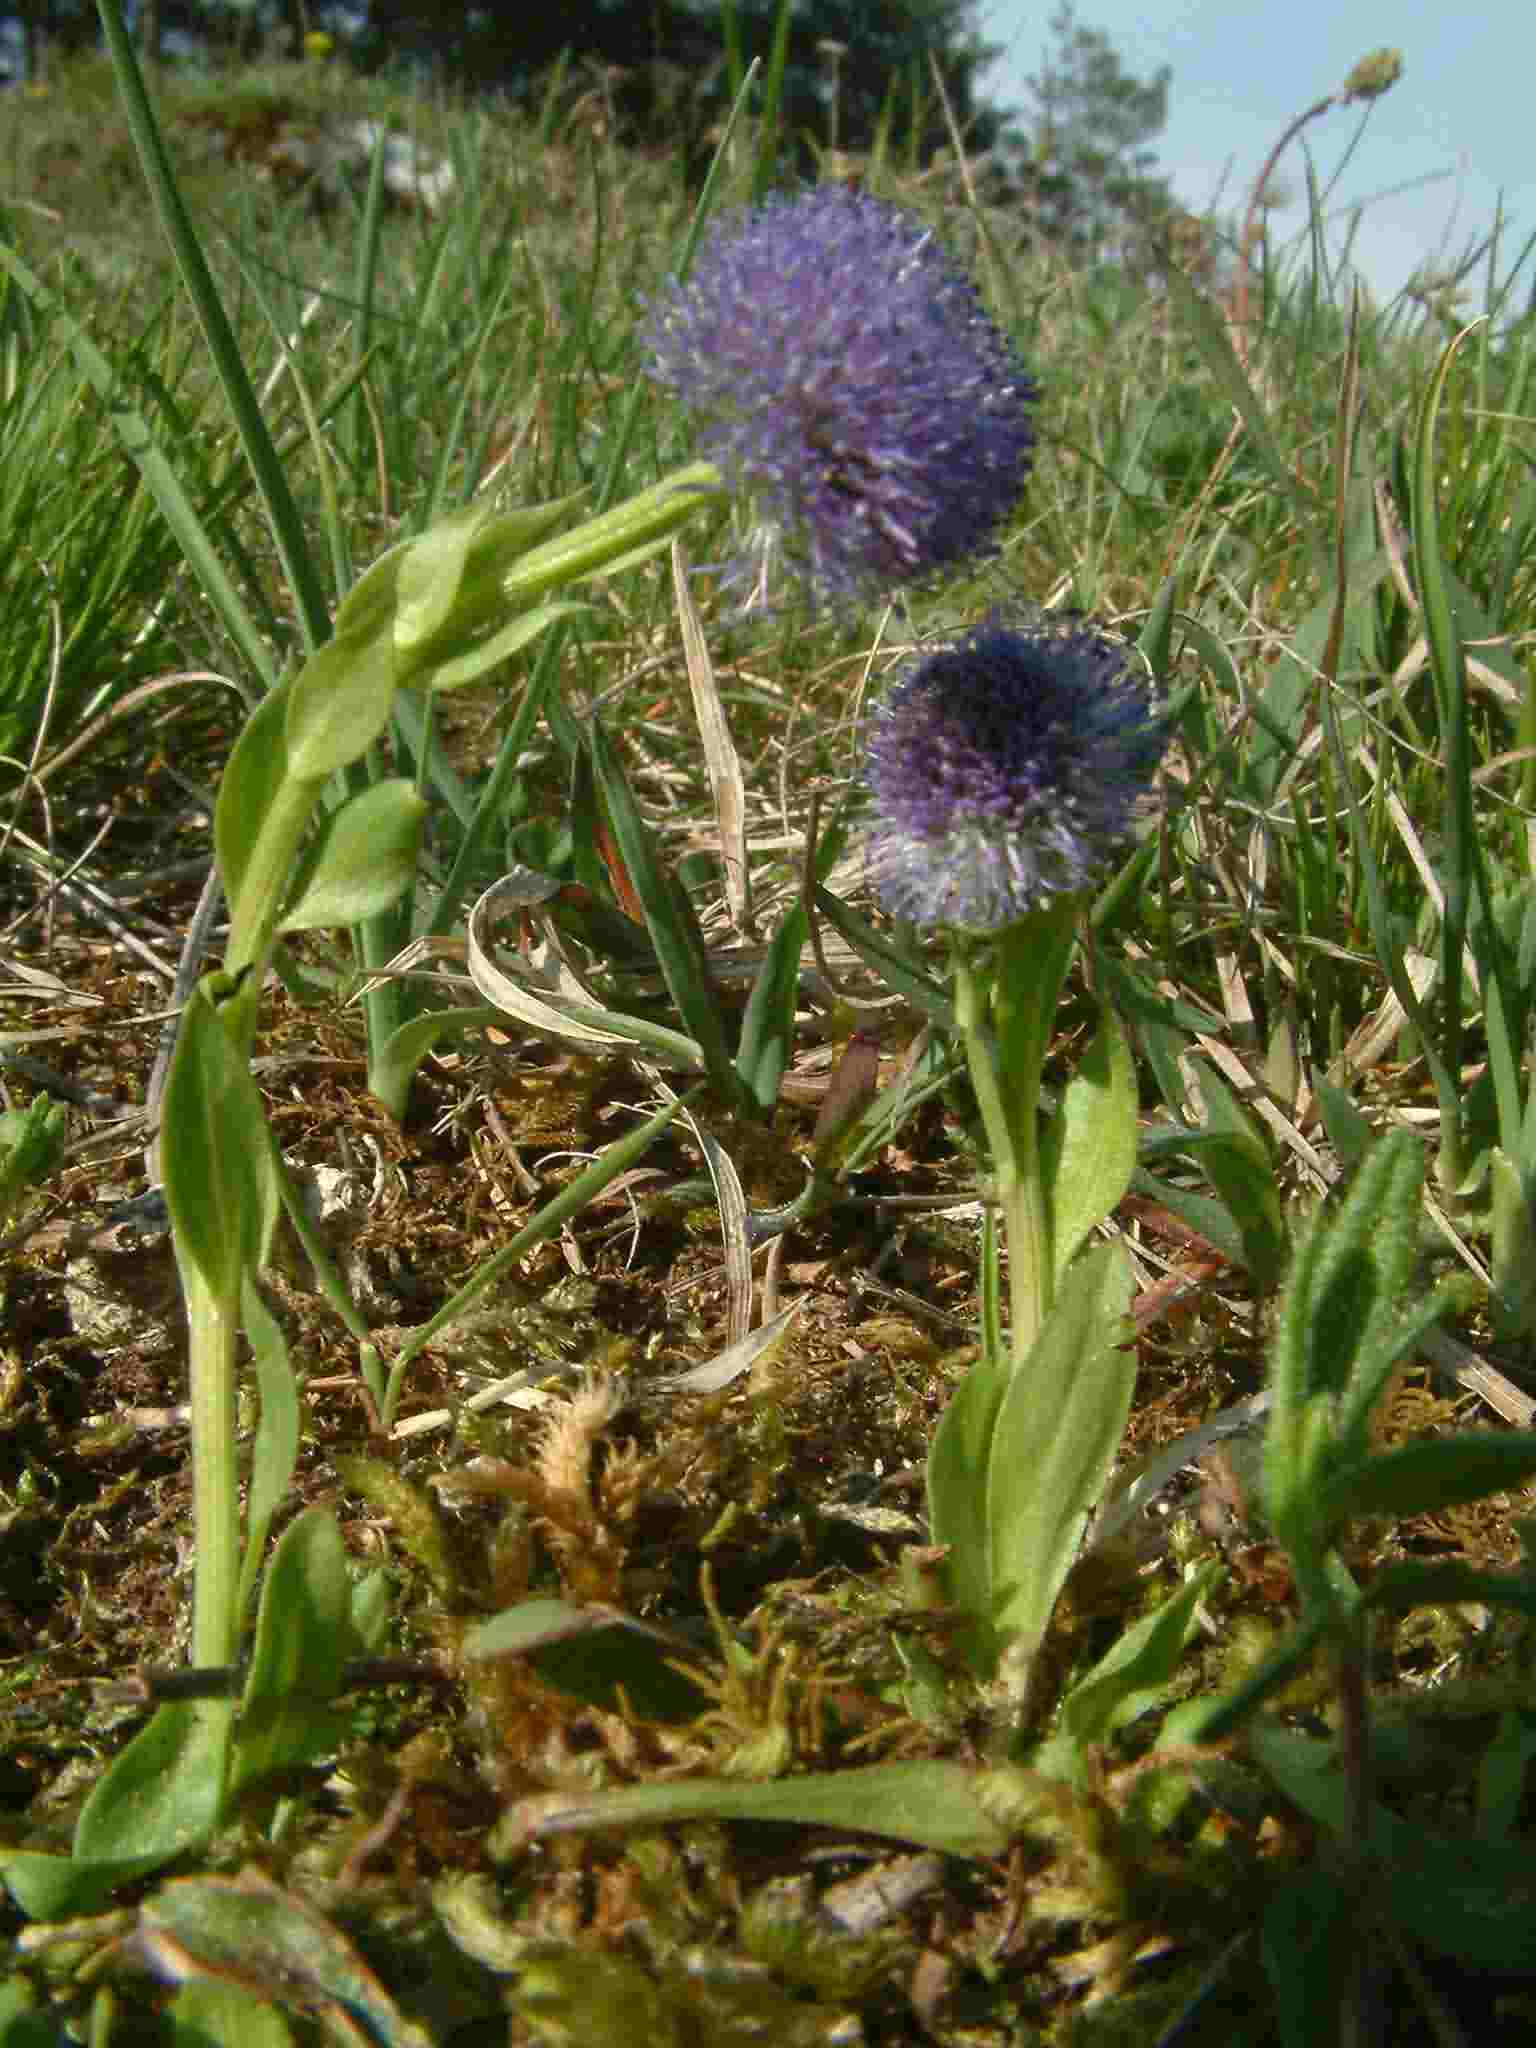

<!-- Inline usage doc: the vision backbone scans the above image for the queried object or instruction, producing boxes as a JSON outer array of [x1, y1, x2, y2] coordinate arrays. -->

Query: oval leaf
[[279, 780, 427, 933], [284, 624, 399, 782]]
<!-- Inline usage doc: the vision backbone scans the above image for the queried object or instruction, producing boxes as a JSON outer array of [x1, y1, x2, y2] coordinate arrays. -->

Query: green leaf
[[1182, 1059, 1287, 1290], [1246, 1724, 1351, 1834], [1324, 1432, 1536, 1524], [1250, 1725, 1536, 1967], [0, 1096, 67, 1225], [1135, 571, 1179, 683], [368, 1006, 508, 1124], [1383, 1831, 1536, 1970], [734, 806, 848, 1115], [1272, 1128, 1422, 1420], [171, 1982, 295, 2048], [463, 1600, 709, 1722], [1490, 1146, 1536, 1344], [496, 460, 722, 615], [161, 982, 275, 1301], [75, 1701, 229, 1870], [925, 1347, 1013, 1674], [420, 598, 593, 690], [138, 1873, 435, 2047], [987, 1242, 1137, 1667], [0, 1978, 62, 2044], [1180, 1130, 1286, 1289], [1040, 1005, 1138, 1283], [283, 620, 400, 782], [498, 1761, 1016, 1862], [214, 683, 293, 914], [1129, 1164, 1246, 1268], [401, 495, 588, 661], [329, 535, 406, 644], [1262, 1869, 1357, 2048], [1047, 1562, 1223, 1770], [587, 719, 741, 1100], [237, 1279, 302, 1621], [350, 1570, 393, 1655], [278, 780, 427, 933], [811, 887, 954, 1025], [735, 901, 807, 1114], [1312, 1076, 1374, 1174], [0, 1845, 170, 1921], [390, 498, 498, 657], [231, 1510, 351, 1798], [1360, 1558, 1536, 1625]]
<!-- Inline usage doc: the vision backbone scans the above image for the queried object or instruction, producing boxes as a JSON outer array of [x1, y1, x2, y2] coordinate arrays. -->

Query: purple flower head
[[865, 618, 1165, 932], [642, 185, 1037, 602]]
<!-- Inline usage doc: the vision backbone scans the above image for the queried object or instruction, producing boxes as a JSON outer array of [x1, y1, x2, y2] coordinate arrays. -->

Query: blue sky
[[979, 1, 1533, 309]]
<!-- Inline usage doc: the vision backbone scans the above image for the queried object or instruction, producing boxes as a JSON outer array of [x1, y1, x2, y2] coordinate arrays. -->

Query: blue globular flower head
[[642, 184, 1037, 602], [864, 616, 1166, 933]]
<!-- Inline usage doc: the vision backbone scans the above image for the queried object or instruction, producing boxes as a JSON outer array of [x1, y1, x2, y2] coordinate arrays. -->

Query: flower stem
[[956, 908, 1080, 1361], [182, 1265, 241, 1672]]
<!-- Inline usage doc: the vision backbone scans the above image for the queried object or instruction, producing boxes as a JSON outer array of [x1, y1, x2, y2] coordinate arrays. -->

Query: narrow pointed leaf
[[1040, 1005, 1138, 1284], [811, 887, 953, 1024], [501, 1761, 1014, 1861], [1324, 1433, 1536, 1524], [926, 1346, 1013, 1674], [161, 981, 274, 1301], [1052, 1561, 1223, 1760], [368, 1007, 508, 1124], [987, 1242, 1136, 1660], [587, 720, 739, 1095], [215, 682, 292, 911], [423, 600, 594, 691]]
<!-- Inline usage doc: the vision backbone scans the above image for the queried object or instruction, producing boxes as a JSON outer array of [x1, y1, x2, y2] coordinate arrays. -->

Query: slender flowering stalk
[[864, 616, 1165, 1350], [643, 184, 1038, 602]]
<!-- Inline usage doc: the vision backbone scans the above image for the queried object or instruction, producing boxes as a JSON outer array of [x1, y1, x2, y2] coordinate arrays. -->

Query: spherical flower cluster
[[864, 618, 1165, 932], [642, 184, 1037, 602]]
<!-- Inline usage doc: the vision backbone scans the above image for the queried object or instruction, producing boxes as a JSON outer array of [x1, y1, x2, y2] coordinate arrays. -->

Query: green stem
[[975, 907, 1081, 1359], [1000, 1119, 1052, 1360], [183, 1266, 241, 1671], [179, 776, 328, 1680]]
